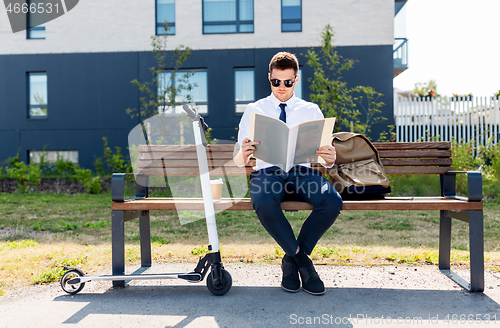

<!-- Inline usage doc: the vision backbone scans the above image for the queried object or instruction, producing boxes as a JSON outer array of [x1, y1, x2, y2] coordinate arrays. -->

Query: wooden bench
[[111, 141, 484, 292]]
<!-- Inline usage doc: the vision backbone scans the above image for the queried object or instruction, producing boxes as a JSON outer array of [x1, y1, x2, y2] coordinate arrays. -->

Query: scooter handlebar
[[182, 104, 198, 120]]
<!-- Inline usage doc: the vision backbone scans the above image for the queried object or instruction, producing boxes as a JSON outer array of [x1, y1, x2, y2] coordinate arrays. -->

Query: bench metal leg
[[439, 210, 451, 271], [439, 209, 484, 292], [469, 210, 484, 292], [139, 210, 152, 268], [112, 210, 126, 287]]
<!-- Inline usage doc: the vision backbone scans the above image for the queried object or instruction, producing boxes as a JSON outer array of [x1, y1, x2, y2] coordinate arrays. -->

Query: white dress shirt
[[237, 93, 332, 171]]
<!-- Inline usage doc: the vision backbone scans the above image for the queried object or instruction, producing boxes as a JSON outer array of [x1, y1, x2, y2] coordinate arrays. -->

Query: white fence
[[395, 96, 500, 150]]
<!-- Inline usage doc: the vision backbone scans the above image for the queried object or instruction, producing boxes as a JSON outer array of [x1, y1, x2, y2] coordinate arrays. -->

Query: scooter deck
[[68, 272, 203, 285]]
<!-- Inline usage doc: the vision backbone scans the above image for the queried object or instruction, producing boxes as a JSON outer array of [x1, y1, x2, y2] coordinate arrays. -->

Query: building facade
[[0, 0, 405, 169]]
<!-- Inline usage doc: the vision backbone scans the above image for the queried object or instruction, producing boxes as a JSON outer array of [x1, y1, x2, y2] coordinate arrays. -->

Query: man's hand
[[316, 145, 336, 166], [234, 137, 260, 166]]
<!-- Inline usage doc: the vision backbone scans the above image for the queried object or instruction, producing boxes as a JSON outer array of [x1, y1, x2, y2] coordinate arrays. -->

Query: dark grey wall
[[0, 52, 140, 168], [0, 45, 393, 170]]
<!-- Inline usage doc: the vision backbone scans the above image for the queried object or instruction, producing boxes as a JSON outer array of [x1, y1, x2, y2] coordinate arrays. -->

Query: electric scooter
[[60, 104, 232, 296]]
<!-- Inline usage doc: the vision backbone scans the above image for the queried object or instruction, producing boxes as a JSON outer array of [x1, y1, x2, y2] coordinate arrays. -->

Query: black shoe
[[294, 252, 325, 295], [281, 255, 300, 292]]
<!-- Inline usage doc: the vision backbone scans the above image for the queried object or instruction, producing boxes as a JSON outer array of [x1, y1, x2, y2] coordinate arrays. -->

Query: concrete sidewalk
[[1, 262, 500, 327]]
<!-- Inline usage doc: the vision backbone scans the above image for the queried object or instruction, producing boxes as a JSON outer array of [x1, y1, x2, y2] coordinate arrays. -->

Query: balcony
[[394, 37, 408, 77]]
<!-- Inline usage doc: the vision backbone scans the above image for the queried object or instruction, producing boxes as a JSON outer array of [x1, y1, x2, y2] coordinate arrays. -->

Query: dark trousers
[[250, 165, 343, 256]]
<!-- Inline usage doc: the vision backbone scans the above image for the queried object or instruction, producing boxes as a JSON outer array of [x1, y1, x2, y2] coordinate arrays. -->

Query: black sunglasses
[[270, 77, 296, 88]]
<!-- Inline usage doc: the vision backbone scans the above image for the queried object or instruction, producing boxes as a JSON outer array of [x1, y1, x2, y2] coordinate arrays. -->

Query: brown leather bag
[[329, 132, 391, 199]]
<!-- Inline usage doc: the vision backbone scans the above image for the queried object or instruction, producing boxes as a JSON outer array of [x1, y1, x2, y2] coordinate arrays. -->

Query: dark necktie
[[279, 103, 287, 123]]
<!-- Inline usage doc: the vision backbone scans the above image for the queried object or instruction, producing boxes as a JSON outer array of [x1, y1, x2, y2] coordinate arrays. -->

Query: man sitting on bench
[[234, 52, 343, 295]]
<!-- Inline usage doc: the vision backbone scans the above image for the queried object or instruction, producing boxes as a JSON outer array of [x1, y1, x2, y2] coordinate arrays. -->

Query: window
[[29, 150, 79, 164], [235, 69, 254, 113], [281, 0, 302, 32], [203, 0, 254, 34], [156, 0, 175, 35], [294, 68, 302, 99], [28, 72, 48, 118], [158, 70, 208, 114], [27, 0, 45, 39]]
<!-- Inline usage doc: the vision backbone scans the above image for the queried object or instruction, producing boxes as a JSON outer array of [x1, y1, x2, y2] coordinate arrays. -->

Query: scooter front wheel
[[206, 268, 232, 296], [61, 268, 86, 295]]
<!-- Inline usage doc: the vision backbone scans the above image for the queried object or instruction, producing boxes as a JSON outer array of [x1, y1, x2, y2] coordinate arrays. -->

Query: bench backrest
[[136, 141, 452, 176]]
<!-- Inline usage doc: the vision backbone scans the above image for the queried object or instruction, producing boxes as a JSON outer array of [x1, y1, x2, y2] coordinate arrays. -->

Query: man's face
[[269, 68, 299, 102]]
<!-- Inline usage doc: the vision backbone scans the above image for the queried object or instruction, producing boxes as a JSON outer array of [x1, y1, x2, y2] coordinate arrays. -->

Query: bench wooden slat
[[111, 197, 482, 211], [138, 158, 453, 168], [137, 167, 255, 176], [138, 152, 236, 160], [136, 165, 452, 175], [137, 159, 239, 168], [139, 143, 452, 153], [384, 166, 451, 174], [378, 150, 452, 158], [138, 156, 452, 168], [381, 158, 452, 166], [372, 142, 451, 150], [138, 144, 236, 152]]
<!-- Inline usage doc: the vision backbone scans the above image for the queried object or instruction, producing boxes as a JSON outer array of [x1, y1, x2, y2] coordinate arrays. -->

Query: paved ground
[[1, 262, 500, 327]]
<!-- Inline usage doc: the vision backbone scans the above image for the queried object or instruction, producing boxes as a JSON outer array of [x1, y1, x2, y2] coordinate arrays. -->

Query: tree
[[125, 21, 197, 147], [352, 86, 387, 137], [306, 24, 357, 132], [306, 24, 389, 140], [126, 21, 195, 123]]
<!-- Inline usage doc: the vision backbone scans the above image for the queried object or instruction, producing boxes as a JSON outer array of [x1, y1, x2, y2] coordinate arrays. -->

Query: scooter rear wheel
[[206, 268, 232, 296], [61, 268, 86, 295]]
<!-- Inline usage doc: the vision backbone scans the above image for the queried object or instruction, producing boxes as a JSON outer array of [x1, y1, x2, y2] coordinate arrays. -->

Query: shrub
[[33, 255, 87, 284], [94, 137, 131, 176], [86, 176, 102, 194], [33, 267, 66, 284], [451, 140, 483, 195], [452, 140, 483, 171], [74, 167, 92, 185], [482, 141, 500, 198], [54, 156, 78, 178], [93, 156, 105, 177], [5, 160, 41, 193], [74, 167, 99, 193], [483, 142, 500, 180]]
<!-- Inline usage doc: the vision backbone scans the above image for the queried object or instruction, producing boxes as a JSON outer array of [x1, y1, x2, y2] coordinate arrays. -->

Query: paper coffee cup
[[210, 179, 223, 202]]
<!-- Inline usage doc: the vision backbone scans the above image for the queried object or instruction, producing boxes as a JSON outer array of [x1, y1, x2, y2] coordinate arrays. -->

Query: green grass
[[0, 188, 499, 293], [0, 192, 111, 243], [366, 218, 416, 231], [0, 191, 499, 251]]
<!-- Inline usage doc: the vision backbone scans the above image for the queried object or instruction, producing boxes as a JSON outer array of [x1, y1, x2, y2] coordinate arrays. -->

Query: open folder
[[249, 112, 336, 171]]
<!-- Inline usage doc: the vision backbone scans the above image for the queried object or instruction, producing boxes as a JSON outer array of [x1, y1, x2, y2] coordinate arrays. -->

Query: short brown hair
[[269, 52, 299, 76]]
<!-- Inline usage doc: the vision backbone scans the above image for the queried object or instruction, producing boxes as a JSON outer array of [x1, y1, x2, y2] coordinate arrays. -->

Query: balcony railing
[[394, 38, 408, 67], [394, 38, 408, 77]]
